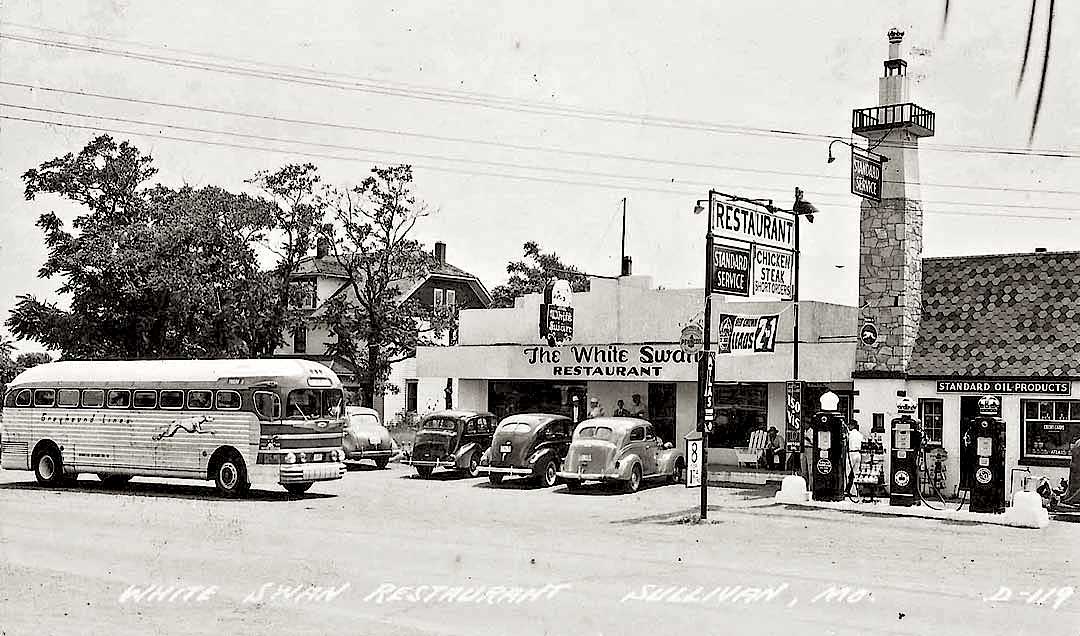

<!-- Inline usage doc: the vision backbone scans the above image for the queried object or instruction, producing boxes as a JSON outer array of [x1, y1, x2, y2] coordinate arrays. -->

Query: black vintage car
[[408, 410, 496, 479], [478, 413, 575, 487]]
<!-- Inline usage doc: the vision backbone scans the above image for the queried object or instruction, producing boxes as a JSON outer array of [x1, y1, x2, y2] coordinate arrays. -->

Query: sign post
[[686, 433, 703, 488]]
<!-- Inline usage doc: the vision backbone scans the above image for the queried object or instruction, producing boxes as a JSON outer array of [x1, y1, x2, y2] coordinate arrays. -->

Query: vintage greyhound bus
[[0, 359, 347, 496]]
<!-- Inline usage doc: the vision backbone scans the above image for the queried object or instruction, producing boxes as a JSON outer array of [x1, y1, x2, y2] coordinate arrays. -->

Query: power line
[[3, 29, 1080, 160], [5, 80, 1080, 198], [3, 112, 1075, 222], [7, 101, 1080, 214]]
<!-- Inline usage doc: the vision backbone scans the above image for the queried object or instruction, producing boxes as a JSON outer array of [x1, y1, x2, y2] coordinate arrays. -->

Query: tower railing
[[851, 103, 935, 137]]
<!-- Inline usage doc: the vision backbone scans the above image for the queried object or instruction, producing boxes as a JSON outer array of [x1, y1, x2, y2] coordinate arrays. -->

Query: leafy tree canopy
[[490, 241, 590, 308]]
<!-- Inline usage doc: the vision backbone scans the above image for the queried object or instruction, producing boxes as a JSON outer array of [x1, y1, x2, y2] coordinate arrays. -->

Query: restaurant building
[[418, 274, 857, 464]]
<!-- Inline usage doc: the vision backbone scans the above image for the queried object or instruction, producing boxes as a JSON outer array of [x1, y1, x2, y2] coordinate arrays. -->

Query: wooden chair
[[735, 429, 769, 467]]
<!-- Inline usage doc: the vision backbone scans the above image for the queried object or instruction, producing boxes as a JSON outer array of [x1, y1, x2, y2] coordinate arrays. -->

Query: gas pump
[[810, 400, 846, 502], [889, 397, 921, 507], [969, 395, 1006, 514]]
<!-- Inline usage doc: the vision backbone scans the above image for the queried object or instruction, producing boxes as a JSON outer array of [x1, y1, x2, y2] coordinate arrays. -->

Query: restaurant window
[[406, 380, 418, 413], [293, 327, 307, 354], [919, 399, 944, 444], [1021, 399, 1080, 466], [711, 383, 768, 448]]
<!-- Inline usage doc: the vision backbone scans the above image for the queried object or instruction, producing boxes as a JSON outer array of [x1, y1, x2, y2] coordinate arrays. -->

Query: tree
[[248, 163, 329, 355], [489, 241, 590, 308], [6, 135, 285, 359], [319, 165, 452, 407]]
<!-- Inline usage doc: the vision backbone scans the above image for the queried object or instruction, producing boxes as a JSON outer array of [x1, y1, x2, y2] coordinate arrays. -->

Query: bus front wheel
[[213, 451, 250, 497]]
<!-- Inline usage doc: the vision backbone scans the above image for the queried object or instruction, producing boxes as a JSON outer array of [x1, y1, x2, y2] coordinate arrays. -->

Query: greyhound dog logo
[[153, 415, 216, 441]]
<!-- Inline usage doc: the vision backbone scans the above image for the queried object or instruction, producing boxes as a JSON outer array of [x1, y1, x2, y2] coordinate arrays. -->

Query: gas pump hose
[[915, 447, 946, 511]]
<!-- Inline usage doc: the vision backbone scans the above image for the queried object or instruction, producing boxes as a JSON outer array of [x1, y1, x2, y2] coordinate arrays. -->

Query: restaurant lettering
[[935, 380, 1071, 395], [522, 344, 702, 378], [711, 201, 794, 250]]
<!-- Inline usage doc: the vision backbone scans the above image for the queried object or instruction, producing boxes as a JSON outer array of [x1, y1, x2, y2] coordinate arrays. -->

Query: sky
[[1, 1, 1078, 354]]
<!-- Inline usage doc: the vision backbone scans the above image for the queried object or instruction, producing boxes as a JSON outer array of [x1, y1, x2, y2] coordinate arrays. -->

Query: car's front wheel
[[564, 479, 583, 493], [488, 473, 504, 485], [669, 460, 686, 485], [625, 464, 643, 493], [374, 457, 390, 469], [538, 460, 558, 488], [416, 466, 435, 479]]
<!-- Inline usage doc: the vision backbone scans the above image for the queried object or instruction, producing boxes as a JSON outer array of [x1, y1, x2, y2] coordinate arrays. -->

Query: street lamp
[[827, 138, 889, 165]]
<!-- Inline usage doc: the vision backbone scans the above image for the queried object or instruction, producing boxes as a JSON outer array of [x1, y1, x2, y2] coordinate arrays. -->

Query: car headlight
[[284, 452, 296, 464]]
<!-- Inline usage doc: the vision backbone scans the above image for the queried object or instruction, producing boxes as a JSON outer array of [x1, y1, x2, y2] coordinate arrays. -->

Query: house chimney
[[434, 241, 446, 264], [621, 255, 633, 276], [316, 237, 330, 259]]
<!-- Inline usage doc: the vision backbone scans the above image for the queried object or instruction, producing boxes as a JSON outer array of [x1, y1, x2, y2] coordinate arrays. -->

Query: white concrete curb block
[[774, 475, 810, 504], [1003, 491, 1050, 529]]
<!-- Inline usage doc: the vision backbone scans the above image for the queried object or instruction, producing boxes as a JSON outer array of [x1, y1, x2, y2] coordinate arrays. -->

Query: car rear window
[[498, 422, 531, 434], [348, 413, 380, 427], [421, 418, 457, 431], [577, 426, 613, 441]]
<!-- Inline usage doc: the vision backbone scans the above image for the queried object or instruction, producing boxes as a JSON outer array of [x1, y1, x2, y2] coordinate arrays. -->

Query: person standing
[[587, 398, 606, 419], [630, 393, 646, 418], [762, 426, 785, 470], [847, 421, 865, 495], [612, 399, 631, 417]]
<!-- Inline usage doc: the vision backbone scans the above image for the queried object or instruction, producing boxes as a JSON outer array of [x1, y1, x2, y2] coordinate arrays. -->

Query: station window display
[[1021, 399, 1080, 466]]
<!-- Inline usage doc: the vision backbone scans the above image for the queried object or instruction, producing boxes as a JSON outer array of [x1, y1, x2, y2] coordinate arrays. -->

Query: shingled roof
[[908, 251, 1080, 378]]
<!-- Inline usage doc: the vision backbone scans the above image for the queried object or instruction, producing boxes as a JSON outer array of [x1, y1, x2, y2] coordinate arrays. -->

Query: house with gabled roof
[[275, 239, 491, 420]]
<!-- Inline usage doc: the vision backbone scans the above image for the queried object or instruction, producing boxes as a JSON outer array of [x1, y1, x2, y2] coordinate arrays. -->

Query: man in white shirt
[[847, 421, 865, 495]]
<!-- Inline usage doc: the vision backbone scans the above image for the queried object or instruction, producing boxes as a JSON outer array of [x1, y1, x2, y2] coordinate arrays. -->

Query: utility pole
[[620, 197, 627, 274]]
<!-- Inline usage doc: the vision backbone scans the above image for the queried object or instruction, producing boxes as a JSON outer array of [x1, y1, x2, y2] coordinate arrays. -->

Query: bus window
[[15, 389, 31, 407], [159, 390, 184, 409], [254, 391, 281, 421], [325, 389, 344, 418], [3, 390, 16, 408], [57, 389, 80, 408], [33, 389, 56, 407], [133, 390, 158, 409], [107, 390, 131, 409], [81, 389, 104, 408], [287, 389, 319, 419], [216, 390, 241, 410], [188, 390, 213, 410]]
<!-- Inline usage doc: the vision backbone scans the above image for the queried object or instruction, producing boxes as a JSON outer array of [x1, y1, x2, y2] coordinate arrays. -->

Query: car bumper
[[277, 462, 347, 484], [479, 466, 533, 477], [346, 449, 393, 461], [409, 459, 457, 469], [556, 470, 621, 482]]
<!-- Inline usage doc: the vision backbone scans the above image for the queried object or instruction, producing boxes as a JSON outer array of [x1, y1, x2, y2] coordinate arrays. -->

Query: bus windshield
[[286, 388, 344, 420]]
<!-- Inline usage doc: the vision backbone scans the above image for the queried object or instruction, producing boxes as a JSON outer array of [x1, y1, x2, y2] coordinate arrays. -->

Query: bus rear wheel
[[284, 482, 312, 496], [34, 446, 71, 487], [213, 451, 249, 497]]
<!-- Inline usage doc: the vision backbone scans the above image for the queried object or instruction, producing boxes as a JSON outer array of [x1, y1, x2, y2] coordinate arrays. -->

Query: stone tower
[[853, 29, 935, 377]]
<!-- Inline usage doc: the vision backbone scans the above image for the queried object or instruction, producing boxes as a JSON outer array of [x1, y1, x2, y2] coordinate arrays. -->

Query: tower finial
[[887, 28, 905, 44]]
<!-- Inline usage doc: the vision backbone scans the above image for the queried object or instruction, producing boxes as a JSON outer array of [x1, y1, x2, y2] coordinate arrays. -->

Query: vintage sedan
[[409, 410, 496, 478], [557, 417, 685, 493], [479, 413, 574, 487], [342, 406, 394, 469]]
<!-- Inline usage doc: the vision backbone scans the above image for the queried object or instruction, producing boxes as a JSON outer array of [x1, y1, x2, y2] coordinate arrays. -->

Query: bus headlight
[[284, 452, 296, 464], [331, 449, 342, 462], [298, 452, 308, 463]]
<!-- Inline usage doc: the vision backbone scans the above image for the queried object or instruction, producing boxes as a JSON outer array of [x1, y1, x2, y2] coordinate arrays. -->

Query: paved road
[[1, 463, 1077, 636]]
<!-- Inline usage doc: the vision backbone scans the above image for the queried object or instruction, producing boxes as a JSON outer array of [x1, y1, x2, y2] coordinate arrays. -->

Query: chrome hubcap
[[545, 464, 556, 485], [220, 463, 238, 489], [39, 456, 56, 480]]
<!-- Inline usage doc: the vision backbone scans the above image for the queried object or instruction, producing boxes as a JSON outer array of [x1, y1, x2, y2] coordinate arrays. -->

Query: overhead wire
[[5, 80, 1080, 198], [3, 28, 1080, 159], [3, 111, 1076, 223]]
